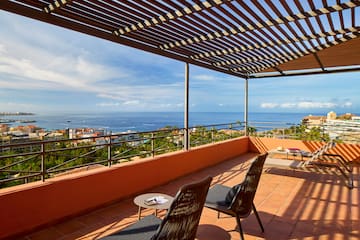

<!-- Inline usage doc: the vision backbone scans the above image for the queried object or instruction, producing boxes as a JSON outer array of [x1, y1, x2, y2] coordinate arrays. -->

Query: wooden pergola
[[1, 0, 360, 78], [1, 0, 360, 145]]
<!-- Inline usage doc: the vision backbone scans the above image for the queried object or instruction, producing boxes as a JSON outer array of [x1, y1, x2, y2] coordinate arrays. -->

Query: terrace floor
[[19, 153, 360, 240]]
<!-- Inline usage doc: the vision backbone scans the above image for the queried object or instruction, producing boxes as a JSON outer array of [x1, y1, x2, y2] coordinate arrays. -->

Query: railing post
[[244, 77, 249, 136], [184, 62, 190, 150], [40, 142, 46, 182], [107, 133, 112, 167], [151, 132, 155, 157]]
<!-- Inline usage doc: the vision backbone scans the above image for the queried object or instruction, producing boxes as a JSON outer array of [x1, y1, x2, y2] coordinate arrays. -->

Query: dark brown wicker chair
[[101, 176, 212, 240], [204, 153, 268, 240]]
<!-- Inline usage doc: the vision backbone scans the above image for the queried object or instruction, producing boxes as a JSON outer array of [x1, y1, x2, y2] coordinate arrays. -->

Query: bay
[[3, 112, 307, 133]]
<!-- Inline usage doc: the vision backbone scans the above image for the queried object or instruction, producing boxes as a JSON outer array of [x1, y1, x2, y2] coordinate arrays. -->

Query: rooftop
[[8, 139, 359, 240], [0, 2, 360, 238]]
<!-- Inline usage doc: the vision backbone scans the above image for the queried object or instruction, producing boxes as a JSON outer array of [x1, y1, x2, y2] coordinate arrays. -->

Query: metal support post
[[151, 132, 155, 157], [41, 142, 46, 181], [107, 132, 112, 167], [244, 77, 249, 136], [184, 63, 189, 150]]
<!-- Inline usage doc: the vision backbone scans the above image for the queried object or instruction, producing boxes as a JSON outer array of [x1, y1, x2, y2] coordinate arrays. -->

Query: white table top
[[134, 193, 174, 210]]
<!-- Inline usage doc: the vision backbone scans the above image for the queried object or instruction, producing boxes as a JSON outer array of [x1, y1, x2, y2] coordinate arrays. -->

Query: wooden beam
[[250, 66, 360, 79], [313, 53, 325, 71]]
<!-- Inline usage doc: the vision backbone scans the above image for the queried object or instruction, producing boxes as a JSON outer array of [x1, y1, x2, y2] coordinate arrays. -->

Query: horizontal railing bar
[[47, 160, 109, 175], [190, 122, 242, 128], [0, 173, 41, 184], [0, 155, 38, 170], [0, 169, 41, 174], [47, 147, 105, 171], [0, 151, 42, 160], [0, 128, 187, 149]]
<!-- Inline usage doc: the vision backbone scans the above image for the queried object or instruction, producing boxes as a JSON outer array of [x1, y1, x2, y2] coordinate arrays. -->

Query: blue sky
[[0, 10, 359, 115]]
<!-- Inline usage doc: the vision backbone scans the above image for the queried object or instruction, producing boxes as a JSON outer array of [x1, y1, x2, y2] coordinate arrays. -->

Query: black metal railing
[[1, 120, 359, 188], [0, 122, 244, 188]]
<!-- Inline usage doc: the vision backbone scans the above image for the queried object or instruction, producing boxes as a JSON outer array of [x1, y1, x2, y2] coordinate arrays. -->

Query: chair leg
[[252, 203, 264, 232], [235, 215, 245, 240]]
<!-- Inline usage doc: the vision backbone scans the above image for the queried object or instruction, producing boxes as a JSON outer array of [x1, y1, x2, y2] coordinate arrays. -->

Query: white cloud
[[343, 101, 353, 107], [96, 102, 120, 107], [261, 100, 353, 109], [0, 12, 190, 113], [261, 103, 279, 108], [0, 28, 184, 111], [159, 103, 173, 108], [96, 100, 185, 111], [0, 44, 5, 53], [280, 103, 297, 108], [0, 14, 134, 96], [297, 101, 337, 109], [95, 84, 183, 103], [97, 93, 124, 101], [0, 102, 34, 109], [0, 45, 128, 85], [193, 74, 216, 81], [0, 43, 123, 91], [123, 100, 140, 106]]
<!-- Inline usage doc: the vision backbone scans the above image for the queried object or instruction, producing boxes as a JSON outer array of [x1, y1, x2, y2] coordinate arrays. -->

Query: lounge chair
[[204, 153, 268, 240], [304, 141, 353, 188], [266, 141, 353, 189], [100, 176, 212, 240]]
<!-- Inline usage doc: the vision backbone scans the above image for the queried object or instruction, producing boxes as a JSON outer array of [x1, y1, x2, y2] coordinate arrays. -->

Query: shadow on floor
[[196, 224, 231, 240]]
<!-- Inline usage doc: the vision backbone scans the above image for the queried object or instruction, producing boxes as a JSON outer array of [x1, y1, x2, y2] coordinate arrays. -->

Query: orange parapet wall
[[0, 137, 250, 239], [249, 137, 360, 162]]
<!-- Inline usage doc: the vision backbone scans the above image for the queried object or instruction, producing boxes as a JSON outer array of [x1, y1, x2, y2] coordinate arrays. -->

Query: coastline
[[1, 112, 308, 132], [3, 111, 358, 134]]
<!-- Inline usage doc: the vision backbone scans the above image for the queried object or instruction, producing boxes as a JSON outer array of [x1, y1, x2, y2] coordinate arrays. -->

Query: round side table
[[133, 193, 174, 220]]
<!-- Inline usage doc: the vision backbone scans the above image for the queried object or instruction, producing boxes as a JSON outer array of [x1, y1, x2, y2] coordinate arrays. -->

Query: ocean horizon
[[0, 111, 331, 133]]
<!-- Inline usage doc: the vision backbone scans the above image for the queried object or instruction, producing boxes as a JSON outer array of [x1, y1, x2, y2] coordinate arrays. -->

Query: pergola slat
[[159, 1, 359, 49], [293, 0, 322, 47], [223, 2, 295, 65], [204, 26, 360, 61]]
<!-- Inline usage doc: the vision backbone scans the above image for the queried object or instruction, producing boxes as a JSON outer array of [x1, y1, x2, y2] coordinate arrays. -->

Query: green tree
[[247, 126, 257, 135]]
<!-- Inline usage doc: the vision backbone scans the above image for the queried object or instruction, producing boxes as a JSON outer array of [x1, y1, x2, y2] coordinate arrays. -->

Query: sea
[[2, 112, 310, 133]]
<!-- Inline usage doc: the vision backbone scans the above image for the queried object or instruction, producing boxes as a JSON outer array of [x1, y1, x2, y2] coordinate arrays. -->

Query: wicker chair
[[204, 153, 268, 240], [101, 176, 212, 240]]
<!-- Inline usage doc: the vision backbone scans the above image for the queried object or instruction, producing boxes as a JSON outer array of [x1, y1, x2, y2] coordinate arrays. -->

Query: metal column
[[244, 77, 249, 136], [184, 63, 189, 150]]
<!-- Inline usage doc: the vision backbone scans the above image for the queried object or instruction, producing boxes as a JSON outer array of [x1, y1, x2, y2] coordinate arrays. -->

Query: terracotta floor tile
[[27, 227, 63, 240], [195, 224, 231, 240], [17, 154, 359, 240], [54, 220, 85, 236]]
